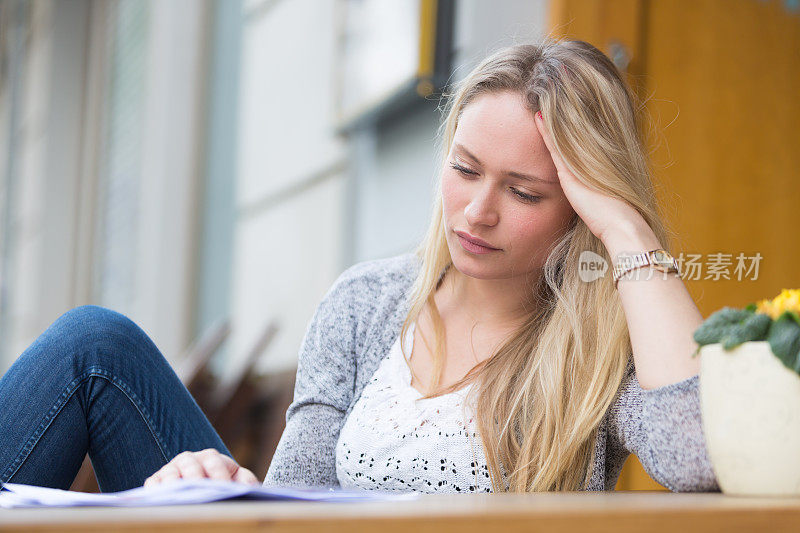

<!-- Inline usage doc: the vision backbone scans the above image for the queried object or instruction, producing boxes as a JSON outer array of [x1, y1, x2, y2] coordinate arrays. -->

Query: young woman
[[0, 37, 719, 494]]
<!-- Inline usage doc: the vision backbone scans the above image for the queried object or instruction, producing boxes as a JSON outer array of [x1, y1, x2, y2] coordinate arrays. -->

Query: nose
[[464, 184, 499, 227]]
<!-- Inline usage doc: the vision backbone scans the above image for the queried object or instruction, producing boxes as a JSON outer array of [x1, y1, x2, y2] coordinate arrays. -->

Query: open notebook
[[0, 479, 420, 508]]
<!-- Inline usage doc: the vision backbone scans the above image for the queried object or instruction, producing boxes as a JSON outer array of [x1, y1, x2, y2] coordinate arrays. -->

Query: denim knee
[[38, 305, 165, 371], [54, 305, 139, 337]]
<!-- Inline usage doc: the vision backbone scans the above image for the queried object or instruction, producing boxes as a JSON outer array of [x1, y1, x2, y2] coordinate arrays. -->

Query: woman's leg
[[0, 305, 231, 492]]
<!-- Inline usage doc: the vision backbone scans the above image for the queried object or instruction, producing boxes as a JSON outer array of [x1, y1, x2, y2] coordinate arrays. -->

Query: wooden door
[[547, 0, 800, 490]]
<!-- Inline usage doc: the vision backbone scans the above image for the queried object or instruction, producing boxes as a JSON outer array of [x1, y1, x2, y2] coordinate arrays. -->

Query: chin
[[448, 249, 503, 280]]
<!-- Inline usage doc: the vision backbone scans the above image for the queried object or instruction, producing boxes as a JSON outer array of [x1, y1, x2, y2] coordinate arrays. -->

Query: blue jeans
[[0, 305, 231, 492]]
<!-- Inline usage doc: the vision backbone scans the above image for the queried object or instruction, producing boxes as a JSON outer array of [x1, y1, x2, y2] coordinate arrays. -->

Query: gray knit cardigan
[[263, 252, 720, 492]]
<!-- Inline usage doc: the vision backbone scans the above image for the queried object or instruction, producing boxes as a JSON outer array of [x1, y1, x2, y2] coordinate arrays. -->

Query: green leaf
[[693, 307, 770, 349], [694, 307, 749, 345], [785, 309, 800, 326], [766, 313, 800, 371], [721, 313, 771, 350], [744, 302, 758, 312]]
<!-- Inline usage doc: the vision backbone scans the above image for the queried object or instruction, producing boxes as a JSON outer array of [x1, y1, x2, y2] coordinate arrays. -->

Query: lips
[[454, 230, 500, 250]]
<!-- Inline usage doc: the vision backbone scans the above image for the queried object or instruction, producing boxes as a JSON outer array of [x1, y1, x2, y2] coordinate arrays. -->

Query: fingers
[[143, 449, 260, 487], [175, 451, 209, 480], [197, 449, 235, 481], [534, 111, 582, 190], [143, 462, 181, 487], [215, 452, 259, 485], [233, 466, 260, 485]]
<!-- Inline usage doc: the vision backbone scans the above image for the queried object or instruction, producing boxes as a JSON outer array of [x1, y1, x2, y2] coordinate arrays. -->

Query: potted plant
[[693, 289, 800, 496]]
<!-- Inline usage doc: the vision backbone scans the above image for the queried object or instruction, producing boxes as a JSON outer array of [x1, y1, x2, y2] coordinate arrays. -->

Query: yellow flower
[[756, 288, 800, 319]]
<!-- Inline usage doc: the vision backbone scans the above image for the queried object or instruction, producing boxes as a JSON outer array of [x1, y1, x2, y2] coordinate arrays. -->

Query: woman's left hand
[[143, 449, 260, 487], [533, 111, 647, 245]]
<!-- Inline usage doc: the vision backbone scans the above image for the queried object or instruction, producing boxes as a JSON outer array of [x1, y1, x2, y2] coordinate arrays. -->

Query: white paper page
[[0, 479, 420, 508]]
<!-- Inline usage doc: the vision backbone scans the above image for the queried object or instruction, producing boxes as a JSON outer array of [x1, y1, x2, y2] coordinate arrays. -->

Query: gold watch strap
[[612, 249, 680, 288]]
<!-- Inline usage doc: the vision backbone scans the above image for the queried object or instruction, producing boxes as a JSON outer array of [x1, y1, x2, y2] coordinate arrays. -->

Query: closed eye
[[449, 162, 543, 204], [510, 188, 542, 203], [450, 162, 476, 176]]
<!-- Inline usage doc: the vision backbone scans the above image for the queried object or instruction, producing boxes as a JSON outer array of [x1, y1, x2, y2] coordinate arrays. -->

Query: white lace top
[[335, 321, 496, 493]]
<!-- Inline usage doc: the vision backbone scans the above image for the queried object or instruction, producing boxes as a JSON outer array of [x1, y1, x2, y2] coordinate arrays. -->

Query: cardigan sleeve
[[606, 358, 721, 492], [262, 267, 364, 488]]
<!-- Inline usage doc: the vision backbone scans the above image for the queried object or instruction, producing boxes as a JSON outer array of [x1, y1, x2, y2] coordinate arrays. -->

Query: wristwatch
[[612, 248, 681, 288]]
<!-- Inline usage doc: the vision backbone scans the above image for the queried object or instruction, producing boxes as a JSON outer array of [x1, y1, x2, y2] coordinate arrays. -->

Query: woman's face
[[442, 90, 576, 281]]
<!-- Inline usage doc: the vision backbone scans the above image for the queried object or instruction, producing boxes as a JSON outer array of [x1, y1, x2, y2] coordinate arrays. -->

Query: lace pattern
[[335, 321, 496, 493]]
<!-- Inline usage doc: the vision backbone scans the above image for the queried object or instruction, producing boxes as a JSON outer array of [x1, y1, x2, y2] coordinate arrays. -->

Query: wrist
[[602, 221, 663, 263]]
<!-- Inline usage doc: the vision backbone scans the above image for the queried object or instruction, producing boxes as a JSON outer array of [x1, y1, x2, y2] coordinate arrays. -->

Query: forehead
[[454, 91, 549, 166]]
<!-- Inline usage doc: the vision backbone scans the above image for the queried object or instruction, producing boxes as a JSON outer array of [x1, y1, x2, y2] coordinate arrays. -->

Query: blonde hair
[[399, 36, 672, 492]]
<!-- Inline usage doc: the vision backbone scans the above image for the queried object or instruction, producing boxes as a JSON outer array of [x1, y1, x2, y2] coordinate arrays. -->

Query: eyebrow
[[453, 143, 558, 185]]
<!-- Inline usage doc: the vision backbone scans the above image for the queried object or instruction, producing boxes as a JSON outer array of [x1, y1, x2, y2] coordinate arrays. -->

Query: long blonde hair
[[399, 36, 672, 492]]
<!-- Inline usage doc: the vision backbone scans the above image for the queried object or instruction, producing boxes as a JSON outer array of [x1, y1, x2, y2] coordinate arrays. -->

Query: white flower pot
[[699, 341, 800, 495]]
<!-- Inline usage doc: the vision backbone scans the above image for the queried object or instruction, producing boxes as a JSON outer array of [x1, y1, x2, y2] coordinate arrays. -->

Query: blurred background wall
[[0, 0, 797, 490]]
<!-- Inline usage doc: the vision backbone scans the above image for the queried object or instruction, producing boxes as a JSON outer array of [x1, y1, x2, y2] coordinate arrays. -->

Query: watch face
[[650, 249, 674, 267]]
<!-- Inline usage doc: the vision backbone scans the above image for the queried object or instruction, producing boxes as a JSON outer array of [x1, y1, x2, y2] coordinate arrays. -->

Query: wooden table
[[2, 491, 800, 532]]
